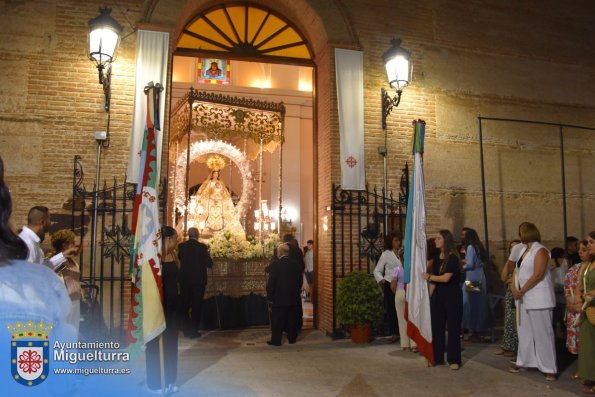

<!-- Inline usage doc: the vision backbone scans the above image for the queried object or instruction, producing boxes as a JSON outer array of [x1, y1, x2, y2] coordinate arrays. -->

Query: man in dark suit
[[283, 234, 305, 331], [266, 243, 303, 346], [283, 233, 304, 271], [178, 227, 213, 338]]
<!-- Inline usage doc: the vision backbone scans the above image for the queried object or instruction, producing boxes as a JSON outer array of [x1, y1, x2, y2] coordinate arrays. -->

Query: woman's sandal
[[494, 349, 506, 355], [545, 374, 557, 382], [582, 386, 595, 395], [571, 373, 581, 380], [508, 366, 521, 373]]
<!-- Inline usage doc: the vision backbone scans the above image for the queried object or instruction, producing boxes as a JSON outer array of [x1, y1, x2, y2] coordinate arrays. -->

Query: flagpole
[[380, 92, 389, 235], [159, 334, 166, 395], [184, 102, 191, 236]]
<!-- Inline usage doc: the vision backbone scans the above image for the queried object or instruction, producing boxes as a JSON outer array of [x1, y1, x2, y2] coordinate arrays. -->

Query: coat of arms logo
[[8, 320, 52, 387]]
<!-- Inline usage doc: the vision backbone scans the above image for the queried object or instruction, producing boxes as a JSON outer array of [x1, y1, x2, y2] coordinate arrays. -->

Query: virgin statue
[[189, 155, 245, 238]]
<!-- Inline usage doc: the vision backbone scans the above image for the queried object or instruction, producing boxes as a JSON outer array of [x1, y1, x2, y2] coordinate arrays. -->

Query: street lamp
[[380, 38, 411, 234], [88, 7, 123, 112], [381, 38, 411, 129], [87, 7, 122, 287]]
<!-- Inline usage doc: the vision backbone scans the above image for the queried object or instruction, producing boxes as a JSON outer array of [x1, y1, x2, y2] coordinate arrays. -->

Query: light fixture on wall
[[88, 7, 123, 112], [381, 38, 411, 129], [380, 38, 411, 234]]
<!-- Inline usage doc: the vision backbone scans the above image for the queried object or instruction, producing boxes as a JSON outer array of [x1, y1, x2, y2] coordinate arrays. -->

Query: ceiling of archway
[[176, 3, 312, 64]]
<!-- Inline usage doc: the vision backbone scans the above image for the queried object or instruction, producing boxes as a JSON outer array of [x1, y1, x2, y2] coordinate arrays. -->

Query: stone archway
[[142, 0, 360, 334]]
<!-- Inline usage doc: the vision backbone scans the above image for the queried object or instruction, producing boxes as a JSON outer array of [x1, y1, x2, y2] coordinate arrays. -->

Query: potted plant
[[336, 271, 385, 343]]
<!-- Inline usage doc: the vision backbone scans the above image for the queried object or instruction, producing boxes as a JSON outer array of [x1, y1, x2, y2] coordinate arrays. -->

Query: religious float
[[169, 89, 289, 328]]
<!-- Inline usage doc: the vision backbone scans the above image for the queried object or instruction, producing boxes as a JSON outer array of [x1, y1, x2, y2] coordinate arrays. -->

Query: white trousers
[[516, 308, 557, 374], [395, 289, 416, 349]]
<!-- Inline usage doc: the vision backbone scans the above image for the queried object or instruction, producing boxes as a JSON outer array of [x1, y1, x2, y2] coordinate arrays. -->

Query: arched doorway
[[144, 0, 360, 334]]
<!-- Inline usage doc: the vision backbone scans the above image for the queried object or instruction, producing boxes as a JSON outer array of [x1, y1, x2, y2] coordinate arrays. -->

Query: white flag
[[405, 120, 434, 363]]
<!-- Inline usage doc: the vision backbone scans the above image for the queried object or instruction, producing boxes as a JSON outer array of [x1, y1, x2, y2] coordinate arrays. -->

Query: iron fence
[[331, 163, 409, 335], [71, 155, 166, 341]]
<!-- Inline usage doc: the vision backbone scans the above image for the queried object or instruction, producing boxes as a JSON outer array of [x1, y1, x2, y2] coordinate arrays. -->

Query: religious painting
[[197, 58, 231, 84]]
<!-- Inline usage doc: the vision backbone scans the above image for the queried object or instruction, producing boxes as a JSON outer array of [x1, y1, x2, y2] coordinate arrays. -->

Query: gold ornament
[[206, 155, 226, 171]]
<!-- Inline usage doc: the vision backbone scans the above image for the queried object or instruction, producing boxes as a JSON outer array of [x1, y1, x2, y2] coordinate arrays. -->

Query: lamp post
[[380, 38, 411, 234], [87, 7, 122, 286]]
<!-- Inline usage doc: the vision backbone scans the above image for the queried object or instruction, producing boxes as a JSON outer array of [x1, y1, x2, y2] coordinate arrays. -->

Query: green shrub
[[336, 271, 384, 326]]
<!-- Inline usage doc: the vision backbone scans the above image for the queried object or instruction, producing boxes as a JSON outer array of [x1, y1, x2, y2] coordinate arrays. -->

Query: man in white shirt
[[19, 206, 77, 270]]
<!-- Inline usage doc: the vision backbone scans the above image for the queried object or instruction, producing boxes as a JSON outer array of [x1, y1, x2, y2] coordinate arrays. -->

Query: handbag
[[465, 280, 481, 293], [587, 306, 595, 326]]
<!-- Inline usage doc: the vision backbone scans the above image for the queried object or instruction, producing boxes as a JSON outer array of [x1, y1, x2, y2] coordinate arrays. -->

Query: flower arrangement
[[206, 232, 280, 260]]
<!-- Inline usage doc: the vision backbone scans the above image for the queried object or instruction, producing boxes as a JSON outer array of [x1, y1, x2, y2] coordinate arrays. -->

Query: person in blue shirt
[[460, 228, 490, 342], [0, 156, 75, 395]]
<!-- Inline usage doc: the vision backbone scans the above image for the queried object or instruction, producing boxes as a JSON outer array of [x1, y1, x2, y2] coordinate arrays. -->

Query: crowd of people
[[497, 225, 595, 394], [1, 152, 594, 393], [0, 154, 319, 393], [371, 221, 595, 393]]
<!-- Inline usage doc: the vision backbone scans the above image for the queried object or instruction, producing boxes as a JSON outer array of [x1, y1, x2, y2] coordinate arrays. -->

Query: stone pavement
[[131, 328, 583, 397]]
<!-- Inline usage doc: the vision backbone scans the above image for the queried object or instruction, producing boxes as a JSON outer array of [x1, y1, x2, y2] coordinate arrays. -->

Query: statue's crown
[[7, 321, 52, 340], [206, 155, 226, 171]]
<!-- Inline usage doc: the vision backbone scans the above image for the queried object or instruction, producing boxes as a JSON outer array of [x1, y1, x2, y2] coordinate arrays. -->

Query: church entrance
[[168, 3, 315, 330]]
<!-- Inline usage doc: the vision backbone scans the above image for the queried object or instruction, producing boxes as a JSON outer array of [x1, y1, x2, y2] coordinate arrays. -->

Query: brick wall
[[0, 1, 142, 226], [1, 0, 595, 337], [314, 44, 338, 333]]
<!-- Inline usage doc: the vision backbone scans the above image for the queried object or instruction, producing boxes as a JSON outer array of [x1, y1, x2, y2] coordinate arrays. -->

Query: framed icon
[[197, 58, 231, 84]]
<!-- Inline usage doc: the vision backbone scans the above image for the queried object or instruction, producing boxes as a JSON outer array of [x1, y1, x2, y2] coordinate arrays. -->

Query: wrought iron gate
[[71, 155, 166, 341], [331, 163, 409, 335]]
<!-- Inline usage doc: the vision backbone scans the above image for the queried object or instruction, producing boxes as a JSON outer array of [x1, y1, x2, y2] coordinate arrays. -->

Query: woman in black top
[[424, 229, 463, 370], [146, 226, 180, 393]]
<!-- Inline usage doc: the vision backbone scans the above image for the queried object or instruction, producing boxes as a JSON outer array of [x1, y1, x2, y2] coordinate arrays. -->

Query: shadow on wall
[[496, 149, 506, 243], [577, 155, 585, 234], [443, 192, 466, 236]]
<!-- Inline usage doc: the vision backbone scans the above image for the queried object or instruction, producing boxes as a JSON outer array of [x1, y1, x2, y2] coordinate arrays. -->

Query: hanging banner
[[127, 30, 170, 183], [335, 48, 365, 190]]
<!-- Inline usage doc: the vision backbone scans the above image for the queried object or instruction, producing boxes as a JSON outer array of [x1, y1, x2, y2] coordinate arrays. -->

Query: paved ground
[[128, 328, 583, 397]]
